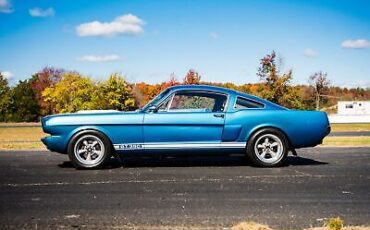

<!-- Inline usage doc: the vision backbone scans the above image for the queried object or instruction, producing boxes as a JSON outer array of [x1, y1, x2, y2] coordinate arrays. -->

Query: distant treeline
[[0, 51, 369, 122]]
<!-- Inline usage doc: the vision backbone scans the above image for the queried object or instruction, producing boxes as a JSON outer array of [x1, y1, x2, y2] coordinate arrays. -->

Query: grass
[[326, 217, 344, 230], [232, 221, 272, 230], [0, 126, 44, 142], [322, 136, 370, 147], [0, 122, 40, 127], [0, 126, 45, 150], [330, 123, 370, 132], [306, 227, 370, 230], [231, 219, 370, 230], [0, 142, 45, 150], [0, 123, 369, 150]]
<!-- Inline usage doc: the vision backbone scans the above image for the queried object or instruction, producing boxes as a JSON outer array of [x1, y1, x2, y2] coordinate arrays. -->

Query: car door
[[143, 90, 228, 149]]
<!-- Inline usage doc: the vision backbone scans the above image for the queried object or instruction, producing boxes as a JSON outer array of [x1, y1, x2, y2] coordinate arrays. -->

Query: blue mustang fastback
[[41, 85, 330, 169]]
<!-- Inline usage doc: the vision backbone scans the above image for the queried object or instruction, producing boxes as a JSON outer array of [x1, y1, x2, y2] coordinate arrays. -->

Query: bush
[[326, 217, 344, 230]]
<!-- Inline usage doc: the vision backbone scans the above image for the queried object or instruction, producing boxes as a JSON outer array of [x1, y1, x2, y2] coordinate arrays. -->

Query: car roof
[[167, 84, 238, 95]]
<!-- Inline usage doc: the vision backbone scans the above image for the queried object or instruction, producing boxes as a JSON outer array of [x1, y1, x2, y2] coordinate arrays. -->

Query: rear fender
[[244, 124, 293, 148]]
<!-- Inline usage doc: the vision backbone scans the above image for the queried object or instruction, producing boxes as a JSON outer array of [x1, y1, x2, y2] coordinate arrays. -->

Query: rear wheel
[[246, 128, 288, 167], [68, 131, 112, 169]]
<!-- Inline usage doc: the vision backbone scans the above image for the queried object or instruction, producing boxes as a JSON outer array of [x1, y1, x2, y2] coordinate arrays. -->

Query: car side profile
[[41, 85, 330, 169]]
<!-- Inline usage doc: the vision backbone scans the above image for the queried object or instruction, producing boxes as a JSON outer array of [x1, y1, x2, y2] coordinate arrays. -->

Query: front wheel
[[246, 128, 288, 167], [68, 131, 112, 169]]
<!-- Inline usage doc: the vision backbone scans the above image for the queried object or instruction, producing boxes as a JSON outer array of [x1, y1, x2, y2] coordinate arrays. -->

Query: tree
[[163, 73, 180, 88], [132, 74, 180, 108], [42, 72, 96, 113], [93, 74, 137, 111], [0, 73, 11, 121], [309, 71, 330, 110], [30, 67, 63, 115], [257, 51, 303, 109], [5, 79, 40, 122], [183, 69, 201, 85]]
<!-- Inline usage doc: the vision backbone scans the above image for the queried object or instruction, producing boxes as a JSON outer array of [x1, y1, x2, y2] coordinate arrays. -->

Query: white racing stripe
[[113, 142, 245, 151]]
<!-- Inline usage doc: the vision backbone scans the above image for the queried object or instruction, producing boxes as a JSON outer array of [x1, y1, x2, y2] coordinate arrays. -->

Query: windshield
[[141, 88, 171, 111]]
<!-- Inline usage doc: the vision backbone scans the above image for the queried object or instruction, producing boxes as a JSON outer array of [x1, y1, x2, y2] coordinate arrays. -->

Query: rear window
[[234, 97, 264, 109]]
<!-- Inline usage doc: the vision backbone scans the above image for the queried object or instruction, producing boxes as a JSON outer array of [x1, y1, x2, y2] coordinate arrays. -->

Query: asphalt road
[[0, 148, 369, 229]]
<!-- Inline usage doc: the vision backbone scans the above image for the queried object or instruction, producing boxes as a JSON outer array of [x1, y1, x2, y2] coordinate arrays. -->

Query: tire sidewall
[[246, 128, 288, 167], [68, 130, 112, 169]]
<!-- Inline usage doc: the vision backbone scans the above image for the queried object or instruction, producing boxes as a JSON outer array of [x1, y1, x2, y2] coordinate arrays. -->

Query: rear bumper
[[319, 125, 331, 144], [326, 125, 331, 136]]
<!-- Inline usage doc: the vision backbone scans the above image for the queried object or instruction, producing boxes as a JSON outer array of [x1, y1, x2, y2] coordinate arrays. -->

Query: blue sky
[[0, 0, 369, 87]]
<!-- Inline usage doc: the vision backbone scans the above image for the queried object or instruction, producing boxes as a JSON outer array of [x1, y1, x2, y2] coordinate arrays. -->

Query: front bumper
[[41, 136, 66, 154]]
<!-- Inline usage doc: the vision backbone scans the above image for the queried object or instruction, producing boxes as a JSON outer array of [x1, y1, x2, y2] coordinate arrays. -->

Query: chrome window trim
[[142, 88, 171, 111], [233, 96, 266, 110], [156, 89, 230, 113]]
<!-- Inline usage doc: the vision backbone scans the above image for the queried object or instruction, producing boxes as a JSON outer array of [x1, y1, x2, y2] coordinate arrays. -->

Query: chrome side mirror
[[147, 105, 158, 113]]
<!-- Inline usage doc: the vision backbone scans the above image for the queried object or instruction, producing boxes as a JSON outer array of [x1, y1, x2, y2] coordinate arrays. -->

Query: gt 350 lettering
[[117, 144, 143, 150]]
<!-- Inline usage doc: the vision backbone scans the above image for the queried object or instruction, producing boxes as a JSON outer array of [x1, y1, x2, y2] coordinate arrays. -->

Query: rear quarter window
[[234, 97, 264, 109]]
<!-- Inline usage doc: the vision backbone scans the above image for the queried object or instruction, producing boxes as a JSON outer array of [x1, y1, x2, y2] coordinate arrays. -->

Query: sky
[[0, 0, 369, 88]]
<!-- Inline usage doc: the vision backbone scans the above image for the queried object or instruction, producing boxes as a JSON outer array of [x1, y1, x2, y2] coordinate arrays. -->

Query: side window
[[234, 97, 264, 109], [170, 94, 215, 111], [157, 96, 171, 111], [165, 91, 227, 112]]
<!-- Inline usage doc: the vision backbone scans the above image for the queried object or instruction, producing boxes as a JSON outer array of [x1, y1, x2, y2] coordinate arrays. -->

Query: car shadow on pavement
[[58, 158, 124, 169], [121, 155, 251, 168], [58, 155, 327, 169], [119, 155, 327, 168], [284, 156, 328, 166]]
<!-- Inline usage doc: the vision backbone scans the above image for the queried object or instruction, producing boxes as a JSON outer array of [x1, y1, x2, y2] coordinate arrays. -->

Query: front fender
[[65, 126, 112, 149], [42, 125, 112, 154]]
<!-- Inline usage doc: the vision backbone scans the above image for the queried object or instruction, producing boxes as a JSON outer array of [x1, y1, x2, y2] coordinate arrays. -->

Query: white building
[[337, 101, 370, 115], [329, 101, 370, 123]]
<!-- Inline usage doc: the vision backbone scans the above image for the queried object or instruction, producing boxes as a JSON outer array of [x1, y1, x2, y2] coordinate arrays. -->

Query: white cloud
[[303, 48, 318, 58], [0, 0, 13, 13], [76, 14, 145, 37], [77, 54, 121, 62], [1, 71, 14, 79], [341, 39, 370, 49], [29, 7, 55, 17], [209, 32, 219, 39]]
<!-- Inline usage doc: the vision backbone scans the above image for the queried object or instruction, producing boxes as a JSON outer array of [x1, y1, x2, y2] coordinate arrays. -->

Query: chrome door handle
[[213, 113, 224, 118]]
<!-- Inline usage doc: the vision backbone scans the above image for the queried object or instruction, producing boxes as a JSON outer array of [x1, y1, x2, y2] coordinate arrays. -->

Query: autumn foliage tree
[[164, 73, 180, 88], [42, 72, 96, 113], [42, 72, 139, 113], [257, 51, 303, 109], [30, 67, 63, 115], [132, 74, 180, 107], [93, 74, 137, 111], [183, 69, 201, 85]]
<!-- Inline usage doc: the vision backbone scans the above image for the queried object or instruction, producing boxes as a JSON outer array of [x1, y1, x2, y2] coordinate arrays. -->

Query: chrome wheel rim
[[74, 135, 105, 166], [254, 134, 284, 164]]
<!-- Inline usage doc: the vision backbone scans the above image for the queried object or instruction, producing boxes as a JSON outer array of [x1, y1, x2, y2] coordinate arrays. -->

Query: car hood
[[43, 110, 138, 119], [41, 110, 142, 131]]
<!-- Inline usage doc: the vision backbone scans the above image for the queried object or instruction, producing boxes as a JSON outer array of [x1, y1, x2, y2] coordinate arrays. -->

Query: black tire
[[67, 130, 112, 169], [246, 128, 288, 167]]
